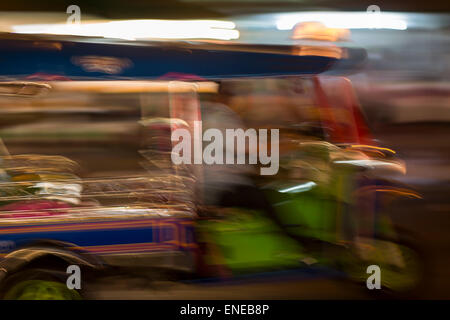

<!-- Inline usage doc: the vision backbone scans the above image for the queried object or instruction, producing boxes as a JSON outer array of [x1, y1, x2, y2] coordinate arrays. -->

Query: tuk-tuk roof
[[0, 34, 366, 80]]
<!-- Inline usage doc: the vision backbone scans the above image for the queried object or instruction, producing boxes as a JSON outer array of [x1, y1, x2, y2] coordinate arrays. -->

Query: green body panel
[[264, 188, 338, 243], [198, 209, 307, 272]]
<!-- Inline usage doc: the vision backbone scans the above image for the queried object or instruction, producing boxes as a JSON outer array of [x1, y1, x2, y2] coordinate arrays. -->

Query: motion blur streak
[[12, 20, 240, 40], [276, 12, 408, 31], [0, 0, 447, 300]]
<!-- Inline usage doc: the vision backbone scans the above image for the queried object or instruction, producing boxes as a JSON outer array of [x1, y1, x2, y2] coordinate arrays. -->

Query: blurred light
[[276, 12, 407, 31], [51, 81, 219, 93], [292, 22, 350, 41], [349, 145, 396, 154], [12, 20, 240, 41], [292, 45, 346, 59], [333, 159, 406, 173], [279, 182, 317, 193]]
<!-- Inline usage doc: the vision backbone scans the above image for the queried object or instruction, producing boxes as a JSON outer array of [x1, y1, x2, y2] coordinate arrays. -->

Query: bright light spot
[[279, 181, 317, 193], [12, 19, 240, 41], [333, 159, 405, 172], [276, 12, 407, 31]]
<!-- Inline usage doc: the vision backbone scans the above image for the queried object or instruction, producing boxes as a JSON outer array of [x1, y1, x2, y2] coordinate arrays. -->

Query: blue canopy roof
[[0, 36, 366, 80]]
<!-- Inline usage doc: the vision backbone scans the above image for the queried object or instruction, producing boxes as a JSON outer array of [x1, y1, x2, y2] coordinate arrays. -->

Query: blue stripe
[[0, 226, 154, 248]]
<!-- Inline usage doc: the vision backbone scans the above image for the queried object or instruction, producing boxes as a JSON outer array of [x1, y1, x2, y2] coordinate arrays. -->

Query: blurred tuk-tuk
[[0, 33, 422, 299]]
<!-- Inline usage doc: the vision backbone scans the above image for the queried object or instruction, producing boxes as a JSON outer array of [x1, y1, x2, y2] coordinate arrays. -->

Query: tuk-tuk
[[0, 33, 423, 299]]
